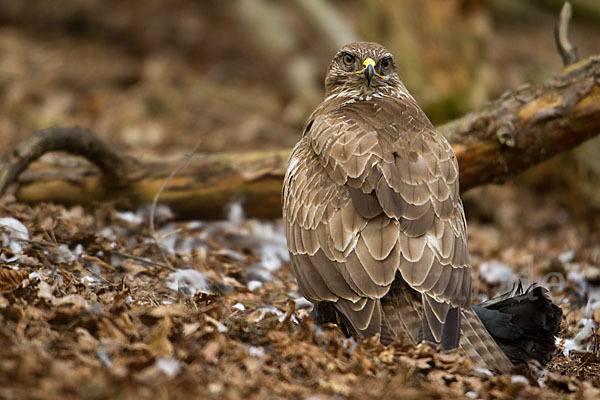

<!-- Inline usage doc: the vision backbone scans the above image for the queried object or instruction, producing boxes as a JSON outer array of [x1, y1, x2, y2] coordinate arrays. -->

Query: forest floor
[[1, 177, 600, 400]]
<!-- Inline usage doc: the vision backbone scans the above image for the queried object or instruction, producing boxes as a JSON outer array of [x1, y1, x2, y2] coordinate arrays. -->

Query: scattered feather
[[166, 269, 212, 296], [480, 261, 514, 284], [248, 346, 265, 358], [0, 217, 29, 255], [155, 358, 182, 378], [247, 280, 263, 292]]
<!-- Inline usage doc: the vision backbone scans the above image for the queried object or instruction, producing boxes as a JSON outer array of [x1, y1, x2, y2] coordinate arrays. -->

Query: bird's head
[[324, 42, 404, 98]]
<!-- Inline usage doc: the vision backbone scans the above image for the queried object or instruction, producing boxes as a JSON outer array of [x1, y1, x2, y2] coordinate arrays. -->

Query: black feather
[[474, 284, 563, 365]]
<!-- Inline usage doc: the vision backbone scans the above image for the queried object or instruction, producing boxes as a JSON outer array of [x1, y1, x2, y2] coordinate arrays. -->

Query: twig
[[555, 2, 579, 67], [149, 141, 202, 271], [81, 254, 116, 271], [21, 237, 58, 249], [113, 251, 173, 271], [81, 265, 118, 287]]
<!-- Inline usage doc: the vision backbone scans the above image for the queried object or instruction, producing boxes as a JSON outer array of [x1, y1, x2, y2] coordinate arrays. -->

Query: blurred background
[[1, 0, 599, 152], [1, 0, 600, 272]]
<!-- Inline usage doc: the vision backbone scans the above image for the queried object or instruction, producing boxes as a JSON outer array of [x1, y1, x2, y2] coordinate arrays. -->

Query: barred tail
[[380, 278, 422, 345], [459, 307, 514, 374]]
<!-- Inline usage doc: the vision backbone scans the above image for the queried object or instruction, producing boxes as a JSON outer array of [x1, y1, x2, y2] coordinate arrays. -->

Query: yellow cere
[[363, 57, 376, 69], [352, 57, 386, 79]]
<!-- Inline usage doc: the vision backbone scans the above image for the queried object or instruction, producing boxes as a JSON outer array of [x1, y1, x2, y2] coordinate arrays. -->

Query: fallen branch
[[440, 56, 600, 192], [0, 127, 135, 194]]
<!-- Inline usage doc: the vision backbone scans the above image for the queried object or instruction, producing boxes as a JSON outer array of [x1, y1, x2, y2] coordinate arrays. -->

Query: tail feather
[[459, 307, 514, 373], [380, 278, 422, 344]]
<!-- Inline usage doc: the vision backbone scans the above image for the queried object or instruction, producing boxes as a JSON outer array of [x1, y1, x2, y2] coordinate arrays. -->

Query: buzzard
[[282, 42, 561, 373]]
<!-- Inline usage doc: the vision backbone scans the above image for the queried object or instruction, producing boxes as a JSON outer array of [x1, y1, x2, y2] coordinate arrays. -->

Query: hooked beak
[[361, 57, 375, 86], [351, 57, 386, 86], [363, 61, 375, 86], [355, 58, 378, 86]]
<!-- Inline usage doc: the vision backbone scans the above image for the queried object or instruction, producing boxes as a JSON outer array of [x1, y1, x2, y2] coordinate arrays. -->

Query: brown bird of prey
[[282, 41, 550, 373]]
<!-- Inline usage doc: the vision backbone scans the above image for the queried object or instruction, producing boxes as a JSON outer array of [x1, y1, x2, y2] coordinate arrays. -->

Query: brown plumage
[[282, 42, 513, 373]]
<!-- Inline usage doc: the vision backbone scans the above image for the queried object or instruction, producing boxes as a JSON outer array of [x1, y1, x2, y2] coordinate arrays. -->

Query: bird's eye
[[380, 57, 392, 70], [342, 53, 355, 66]]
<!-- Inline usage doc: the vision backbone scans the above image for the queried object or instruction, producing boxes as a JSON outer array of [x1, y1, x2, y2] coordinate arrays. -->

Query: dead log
[[1, 56, 600, 220]]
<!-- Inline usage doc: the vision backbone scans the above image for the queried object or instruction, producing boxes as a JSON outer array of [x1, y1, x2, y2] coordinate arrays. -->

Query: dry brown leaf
[[0, 293, 8, 308], [182, 322, 201, 338], [146, 316, 173, 358], [147, 304, 188, 318], [267, 330, 292, 350], [37, 280, 55, 301], [98, 317, 130, 344], [400, 355, 433, 371], [53, 294, 89, 308], [120, 259, 148, 275], [0, 268, 29, 293], [318, 373, 357, 396], [593, 308, 600, 324], [75, 327, 99, 352], [200, 340, 222, 363], [243, 357, 262, 374], [436, 351, 461, 365], [378, 348, 395, 365]]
